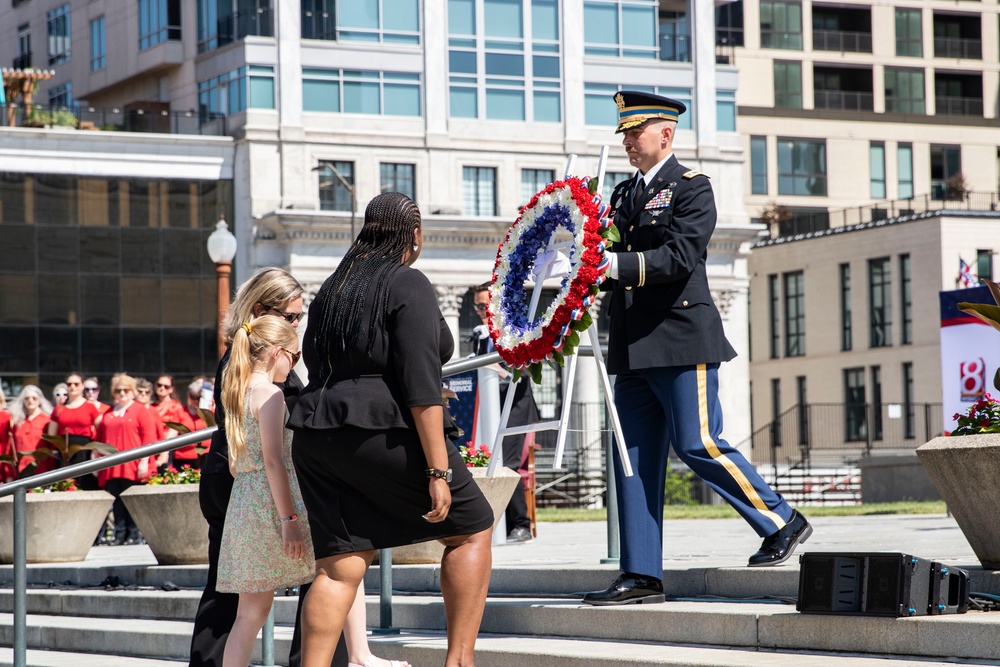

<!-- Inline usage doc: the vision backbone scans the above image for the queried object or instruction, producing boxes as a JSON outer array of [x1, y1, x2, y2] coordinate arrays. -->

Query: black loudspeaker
[[797, 552, 969, 617]]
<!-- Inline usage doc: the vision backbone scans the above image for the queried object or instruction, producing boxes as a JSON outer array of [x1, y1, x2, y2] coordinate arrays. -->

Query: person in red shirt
[[96, 374, 159, 545], [0, 392, 12, 482], [83, 377, 112, 416], [46, 373, 101, 480], [8, 386, 53, 477], [135, 378, 166, 441], [153, 375, 192, 473], [175, 378, 212, 470]]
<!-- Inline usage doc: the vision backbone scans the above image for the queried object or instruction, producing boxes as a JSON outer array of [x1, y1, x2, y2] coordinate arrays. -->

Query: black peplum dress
[[288, 264, 493, 559]]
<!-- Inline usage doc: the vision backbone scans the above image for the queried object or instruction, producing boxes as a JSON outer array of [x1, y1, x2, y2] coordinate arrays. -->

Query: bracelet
[[280, 514, 298, 522]]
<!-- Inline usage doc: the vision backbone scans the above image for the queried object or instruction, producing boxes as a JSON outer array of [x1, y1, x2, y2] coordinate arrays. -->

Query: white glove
[[532, 249, 571, 280], [607, 252, 619, 280]]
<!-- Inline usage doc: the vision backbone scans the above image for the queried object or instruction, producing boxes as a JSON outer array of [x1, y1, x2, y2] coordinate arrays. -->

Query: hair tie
[[241, 323, 253, 335]]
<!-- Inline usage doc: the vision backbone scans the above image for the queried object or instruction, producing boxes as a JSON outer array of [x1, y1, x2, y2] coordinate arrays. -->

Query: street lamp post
[[207, 216, 238, 360]]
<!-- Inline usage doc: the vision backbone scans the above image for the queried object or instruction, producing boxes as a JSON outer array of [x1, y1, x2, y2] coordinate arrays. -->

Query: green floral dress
[[217, 389, 315, 593]]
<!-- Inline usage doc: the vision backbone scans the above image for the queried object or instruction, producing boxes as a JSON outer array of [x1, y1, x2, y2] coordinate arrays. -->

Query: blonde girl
[[216, 316, 315, 667]]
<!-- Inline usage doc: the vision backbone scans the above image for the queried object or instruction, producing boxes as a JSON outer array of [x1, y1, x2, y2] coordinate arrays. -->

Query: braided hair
[[310, 192, 422, 375]]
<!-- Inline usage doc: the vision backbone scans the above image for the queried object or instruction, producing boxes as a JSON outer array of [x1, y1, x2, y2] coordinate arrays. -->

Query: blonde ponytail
[[221, 315, 299, 463]]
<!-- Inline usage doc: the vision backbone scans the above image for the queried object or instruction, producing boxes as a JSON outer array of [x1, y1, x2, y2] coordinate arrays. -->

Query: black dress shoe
[[582, 572, 665, 606], [748, 510, 813, 567]]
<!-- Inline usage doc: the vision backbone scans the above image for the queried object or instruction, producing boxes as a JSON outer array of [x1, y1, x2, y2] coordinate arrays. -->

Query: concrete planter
[[916, 434, 1000, 569], [391, 467, 522, 564], [0, 490, 114, 563], [121, 484, 208, 565]]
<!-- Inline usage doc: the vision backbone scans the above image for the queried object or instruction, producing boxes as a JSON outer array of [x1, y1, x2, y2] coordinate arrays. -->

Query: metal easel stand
[[483, 147, 630, 564]]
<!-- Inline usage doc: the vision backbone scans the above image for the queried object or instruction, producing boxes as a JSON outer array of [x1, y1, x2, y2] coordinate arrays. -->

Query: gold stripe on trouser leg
[[696, 364, 786, 530]]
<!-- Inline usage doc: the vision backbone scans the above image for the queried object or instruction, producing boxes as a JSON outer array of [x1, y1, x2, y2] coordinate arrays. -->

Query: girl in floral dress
[[216, 316, 314, 667]]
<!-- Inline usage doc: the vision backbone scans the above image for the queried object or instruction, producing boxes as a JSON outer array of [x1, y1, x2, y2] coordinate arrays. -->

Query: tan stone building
[[747, 211, 1000, 472], [731, 0, 1000, 234]]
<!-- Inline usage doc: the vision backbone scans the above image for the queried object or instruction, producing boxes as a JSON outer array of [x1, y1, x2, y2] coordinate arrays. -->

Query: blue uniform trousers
[[612, 363, 793, 579]]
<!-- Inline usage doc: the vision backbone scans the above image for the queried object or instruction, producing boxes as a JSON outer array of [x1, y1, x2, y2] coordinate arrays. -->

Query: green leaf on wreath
[[512, 368, 522, 384], [606, 224, 621, 243], [590, 284, 601, 296], [566, 330, 580, 349], [552, 350, 565, 366], [588, 177, 599, 194], [529, 363, 543, 385]]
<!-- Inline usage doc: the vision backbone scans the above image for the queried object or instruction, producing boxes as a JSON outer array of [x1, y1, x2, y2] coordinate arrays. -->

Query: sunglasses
[[54, 392, 68, 398], [113, 387, 130, 394], [136, 389, 151, 394], [67, 381, 82, 387], [83, 387, 99, 393], [474, 303, 489, 312], [156, 383, 172, 389], [267, 307, 303, 324], [282, 348, 302, 365]]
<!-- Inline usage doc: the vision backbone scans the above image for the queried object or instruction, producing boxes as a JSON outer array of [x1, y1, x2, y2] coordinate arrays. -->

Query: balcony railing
[[813, 29, 872, 53], [12, 53, 31, 70], [1, 104, 229, 136], [935, 94, 984, 116], [884, 95, 925, 115], [218, 7, 274, 46], [934, 36, 982, 59], [814, 89, 874, 111]]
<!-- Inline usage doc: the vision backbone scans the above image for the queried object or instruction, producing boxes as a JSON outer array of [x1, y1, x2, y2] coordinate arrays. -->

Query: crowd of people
[[0, 372, 214, 545]]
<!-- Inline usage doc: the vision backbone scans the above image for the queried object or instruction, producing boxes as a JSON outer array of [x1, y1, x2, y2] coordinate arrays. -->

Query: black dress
[[289, 265, 493, 559]]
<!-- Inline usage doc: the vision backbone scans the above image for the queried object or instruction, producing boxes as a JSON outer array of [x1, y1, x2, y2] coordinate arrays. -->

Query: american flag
[[958, 258, 977, 288]]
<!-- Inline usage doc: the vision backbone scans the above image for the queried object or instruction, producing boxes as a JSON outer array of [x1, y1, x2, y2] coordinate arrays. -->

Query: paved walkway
[[66, 511, 979, 573]]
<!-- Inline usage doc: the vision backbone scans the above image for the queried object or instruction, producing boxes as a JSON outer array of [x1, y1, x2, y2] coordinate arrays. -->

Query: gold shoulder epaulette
[[682, 170, 709, 180]]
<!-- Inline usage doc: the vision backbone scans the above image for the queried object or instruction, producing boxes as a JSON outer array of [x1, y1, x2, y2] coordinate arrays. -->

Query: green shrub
[[664, 469, 697, 506]]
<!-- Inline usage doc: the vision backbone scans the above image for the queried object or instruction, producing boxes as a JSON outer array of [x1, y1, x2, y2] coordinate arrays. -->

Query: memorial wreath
[[488, 176, 620, 383]]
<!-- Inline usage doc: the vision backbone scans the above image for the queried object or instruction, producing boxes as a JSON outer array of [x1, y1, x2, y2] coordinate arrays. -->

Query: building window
[[898, 143, 914, 200], [870, 365, 883, 441], [870, 142, 886, 199], [139, 0, 182, 51], [463, 167, 497, 216], [199, 67, 274, 119], [448, 0, 562, 122], [339, 0, 420, 44], [717, 0, 745, 48], [900, 254, 911, 345], [521, 169, 555, 205], [302, 0, 336, 41], [317, 161, 354, 212], [773, 61, 802, 109], [895, 8, 922, 57], [583, 0, 658, 59], [796, 375, 808, 446], [717, 90, 736, 131], [869, 257, 892, 348], [48, 83, 72, 109], [844, 367, 866, 442], [777, 138, 826, 196], [198, 0, 273, 52], [771, 377, 782, 447], [902, 362, 915, 439], [90, 17, 107, 71], [751, 136, 768, 195], [602, 171, 632, 203], [760, 0, 802, 50], [658, 10, 690, 62], [783, 271, 804, 357], [380, 163, 415, 201], [977, 249, 993, 283], [930, 144, 961, 200], [47, 4, 71, 65], [583, 82, 695, 129], [840, 263, 852, 351], [302, 69, 420, 116], [768, 274, 780, 359], [884, 67, 925, 115], [16, 24, 31, 69]]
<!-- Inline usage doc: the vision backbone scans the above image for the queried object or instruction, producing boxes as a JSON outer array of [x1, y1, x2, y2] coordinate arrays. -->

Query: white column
[[424, 0, 448, 140], [276, 0, 309, 209], [690, 0, 718, 154], [435, 285, 465, 362], [562, 0, 587, 153]]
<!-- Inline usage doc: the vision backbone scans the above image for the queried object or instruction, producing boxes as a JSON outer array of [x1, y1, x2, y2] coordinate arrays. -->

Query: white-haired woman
[[8, 386, 54, 478]]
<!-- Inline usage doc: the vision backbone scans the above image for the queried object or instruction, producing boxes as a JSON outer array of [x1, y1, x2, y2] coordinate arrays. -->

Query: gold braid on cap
[[241, 323, 253, 335]]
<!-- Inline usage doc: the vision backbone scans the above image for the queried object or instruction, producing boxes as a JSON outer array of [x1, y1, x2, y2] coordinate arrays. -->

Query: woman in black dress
[[290, 192, 494, 667]]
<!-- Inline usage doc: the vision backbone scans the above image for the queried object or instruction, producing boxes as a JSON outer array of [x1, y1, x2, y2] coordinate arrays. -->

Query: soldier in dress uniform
[[583, 91, 813, 606]]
